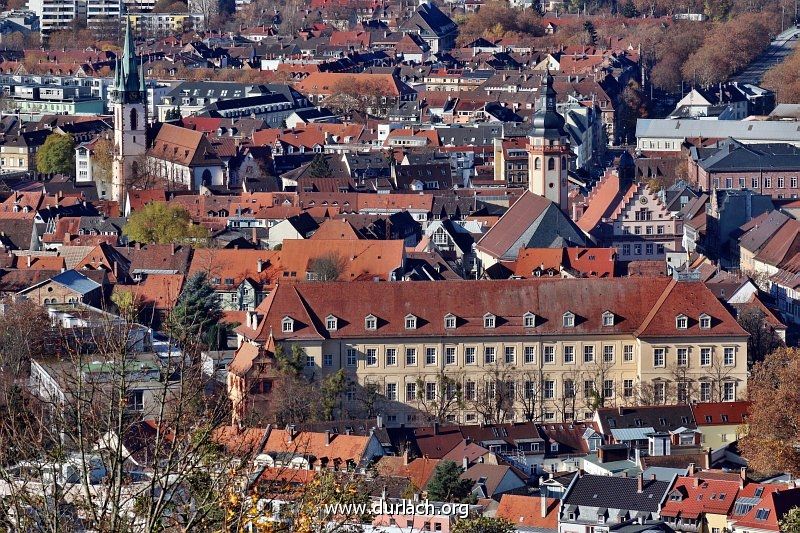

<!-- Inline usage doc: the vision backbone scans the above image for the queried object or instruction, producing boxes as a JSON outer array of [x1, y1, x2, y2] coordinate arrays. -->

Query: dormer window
[[562, 311, 575, 328], [281, 316, 294, 333], [676, 314, 688, 329], [483, 313, 496, 329], [325, 314, 338, 331], [365, 314, 377, 330], [523, 312, 536, 328], [699, 314, 711, 329], [444, 313, 456, 329], [602, 311, 614, 327], [405, 314, 417, 330]]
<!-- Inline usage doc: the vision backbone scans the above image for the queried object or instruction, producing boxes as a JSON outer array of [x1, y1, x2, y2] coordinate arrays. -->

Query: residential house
[[558, 473, 673, 532], [496, 494, 559, 533], [188, 249, 277, 311], [17, 269, 105, 307], [691, 401, 749, 451], [400, 1, 458, 54], [275, 238, 406, 282], [728, 483, 800, 533], [660, 473, 741, 533], [265, 212, 319, 248], [595, 406, 700, 451], [461, 463, 527, 499]]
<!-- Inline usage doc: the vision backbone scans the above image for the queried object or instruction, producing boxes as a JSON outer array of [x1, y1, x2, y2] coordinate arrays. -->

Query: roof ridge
[[634, 277, 677, 337]]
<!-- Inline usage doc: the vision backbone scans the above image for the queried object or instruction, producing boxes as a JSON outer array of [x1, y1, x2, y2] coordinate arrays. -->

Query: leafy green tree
[[621, 0, 639, 17], [582, 21, 597, 46], [305, 153, 332, 179], [36, 133, 75, 176], [320, 369, 346, 420], [781, 507, 800, 533], [123, 202, 209, 244], [168, 272, 222, 353], [275, 344, 307, 376], [426, 460, 474, 503], [453, 516, 514, 533]]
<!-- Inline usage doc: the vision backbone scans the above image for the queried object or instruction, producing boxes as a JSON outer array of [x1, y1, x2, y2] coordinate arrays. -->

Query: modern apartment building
[[230, 277, 749, 426]]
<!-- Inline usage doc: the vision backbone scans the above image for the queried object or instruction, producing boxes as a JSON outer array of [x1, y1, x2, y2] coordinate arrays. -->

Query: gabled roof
[[691, 401, 750, 426], [496, 495, 559, 530], [660, 476, 739, 519], [563, 473, 670, 513], [477, 191, 587, 261]]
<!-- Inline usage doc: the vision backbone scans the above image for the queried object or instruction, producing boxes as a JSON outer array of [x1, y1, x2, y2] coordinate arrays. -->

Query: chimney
[[739, 467, 747, 489], [618, 406, 624, 416], [257, 258, 264, 273], [113, 260, 118, 280], [462, 456, 468, 469], [170, 243, 176, 255], [598, 446, 605, 463], [26, 255, 31, 268], [540, 495, 547, 518], [688, 462, 696, 477], [637, 472, 644, 493], [403, 449, 409, 466], [433, 421, 439, 435], [705, 447, 712, 469], [325, 429, 331, 446], [287, 424, 296, 442], [376, 414, 384, 429]]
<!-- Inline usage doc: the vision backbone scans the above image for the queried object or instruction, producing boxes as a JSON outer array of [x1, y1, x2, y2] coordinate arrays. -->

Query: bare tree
[[308, 252, 348, 282], [0, 299, 242, 532], [415, 370, 464, 423], [515, 369, 546, 422], [466, 365, 515, 425]]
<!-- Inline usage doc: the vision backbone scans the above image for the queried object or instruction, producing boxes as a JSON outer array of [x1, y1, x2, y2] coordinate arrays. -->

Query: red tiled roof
[[238, 278, 747, 343], [691, 401, 750, 426], [496, 495, 559, 529], [661, 476, 740, 519], [731, 483, 800, 531]]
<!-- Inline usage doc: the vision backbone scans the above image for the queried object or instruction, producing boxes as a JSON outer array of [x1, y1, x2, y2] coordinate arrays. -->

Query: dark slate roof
[[286, 212, 319, 237], [564, 474, 670, 512], [597, 405, 697, 434], [394, 163, 453, 190], [51, 269, 102, 294], [402, 2, 457, 37], [203, 93, 291, 112], [697, 138, 800, 172]]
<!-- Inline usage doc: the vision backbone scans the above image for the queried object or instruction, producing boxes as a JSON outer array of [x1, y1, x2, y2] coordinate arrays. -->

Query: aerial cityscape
[[0, 0, 799, 530]]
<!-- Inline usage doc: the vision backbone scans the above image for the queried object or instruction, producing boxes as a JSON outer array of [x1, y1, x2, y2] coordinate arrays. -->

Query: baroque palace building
[[228, 277, 748, 426]]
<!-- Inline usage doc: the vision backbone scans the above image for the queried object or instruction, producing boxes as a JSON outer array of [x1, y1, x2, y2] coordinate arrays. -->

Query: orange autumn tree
[[739, 347, 800, 476]]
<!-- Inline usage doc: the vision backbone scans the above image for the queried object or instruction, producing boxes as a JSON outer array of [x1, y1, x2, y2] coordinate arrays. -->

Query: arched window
[[547, 157, 556, 171], [201, 168, 212, 186], [130, 108, 138, 131], [534, 157, 541, 170]]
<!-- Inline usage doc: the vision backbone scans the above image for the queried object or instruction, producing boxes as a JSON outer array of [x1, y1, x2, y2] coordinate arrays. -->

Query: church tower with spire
[[527, 70, 570, 213], [110, 16, 147, 203]]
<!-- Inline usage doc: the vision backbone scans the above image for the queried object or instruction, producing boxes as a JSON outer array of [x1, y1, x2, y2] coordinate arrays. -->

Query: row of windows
[[622, 225, 667, 236], [620, 243, 666, 256], [308, 344, 638, 368], [652, 346, 736, 367], [380, 378, 737, 403], [715, 176, 799, 190]]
